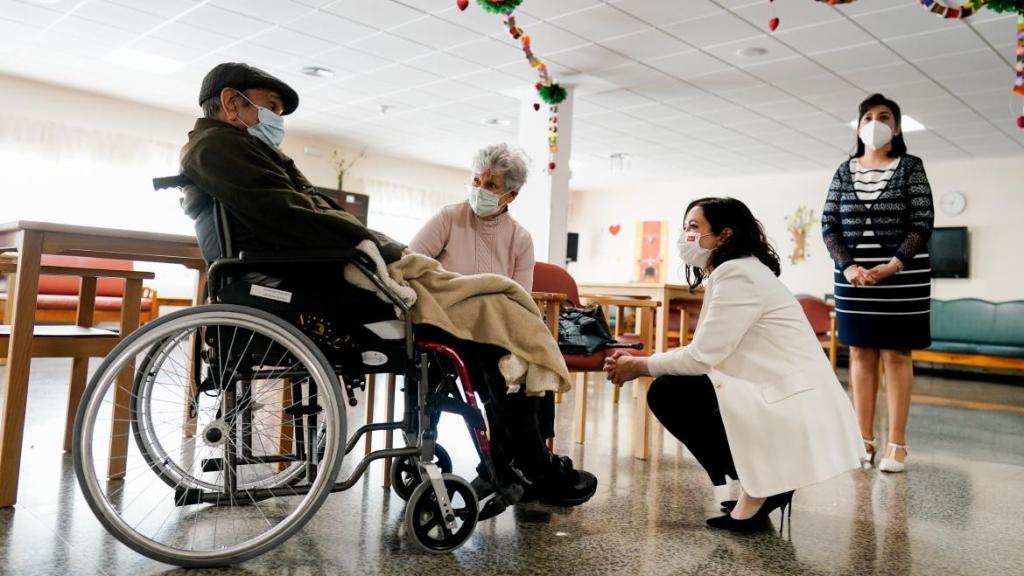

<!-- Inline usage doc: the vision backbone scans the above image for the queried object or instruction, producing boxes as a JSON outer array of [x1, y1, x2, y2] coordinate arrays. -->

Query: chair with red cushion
[[797, 294, 839, 370], [533, 262, 660, 459]]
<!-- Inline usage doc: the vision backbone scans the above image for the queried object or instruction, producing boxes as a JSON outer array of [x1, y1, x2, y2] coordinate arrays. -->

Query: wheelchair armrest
[[238, 248, 359, 264]]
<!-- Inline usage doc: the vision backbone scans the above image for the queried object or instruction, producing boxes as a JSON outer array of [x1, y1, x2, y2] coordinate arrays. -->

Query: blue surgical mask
[[467, 184, 506, 217], [236, 90, 285, 148]]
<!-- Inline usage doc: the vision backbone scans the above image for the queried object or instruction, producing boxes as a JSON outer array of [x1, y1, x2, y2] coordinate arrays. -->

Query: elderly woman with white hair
[[410, 142, 535, 291], [411, 143, 560, 500]]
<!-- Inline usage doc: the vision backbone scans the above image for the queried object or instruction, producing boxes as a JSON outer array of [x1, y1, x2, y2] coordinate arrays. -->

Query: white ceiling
[[0, 0, 1021, 188]]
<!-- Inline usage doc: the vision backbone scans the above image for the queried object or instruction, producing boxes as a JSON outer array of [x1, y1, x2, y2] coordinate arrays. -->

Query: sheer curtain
[[364, 177, 463, 244], [0, 114, 197, 296], [0, 114, 190, 234]]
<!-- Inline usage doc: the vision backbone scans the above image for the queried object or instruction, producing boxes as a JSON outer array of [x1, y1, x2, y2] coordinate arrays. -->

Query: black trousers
[[647, 375, 738, 486], [419, 327, 552, 480]]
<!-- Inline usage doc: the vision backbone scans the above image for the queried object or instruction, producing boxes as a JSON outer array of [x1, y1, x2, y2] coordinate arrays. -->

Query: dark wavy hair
[[852, 93, 907, 159], [683, 197, 782, 290]]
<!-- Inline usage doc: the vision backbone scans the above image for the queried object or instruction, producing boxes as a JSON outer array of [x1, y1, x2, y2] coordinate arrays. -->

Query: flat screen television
[[928, 226, 969, 278]]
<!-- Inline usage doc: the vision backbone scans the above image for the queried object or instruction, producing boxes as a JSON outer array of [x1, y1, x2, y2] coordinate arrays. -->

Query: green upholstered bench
[[913, 299, 1024, 371]]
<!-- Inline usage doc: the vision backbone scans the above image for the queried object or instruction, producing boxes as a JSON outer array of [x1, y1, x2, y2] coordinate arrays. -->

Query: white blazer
[[647, 257, 864, 497]]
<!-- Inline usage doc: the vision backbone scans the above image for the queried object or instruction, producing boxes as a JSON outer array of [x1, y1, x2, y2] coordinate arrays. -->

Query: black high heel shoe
[[706, 491, 795, 534], [720, 499, 737, 513]]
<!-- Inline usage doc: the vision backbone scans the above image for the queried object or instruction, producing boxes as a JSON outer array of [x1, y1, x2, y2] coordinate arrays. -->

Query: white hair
[[471, 143, 530, 193]]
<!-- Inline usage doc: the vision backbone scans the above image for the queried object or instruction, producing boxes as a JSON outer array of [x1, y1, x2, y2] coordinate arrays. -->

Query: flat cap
[[199, 62, 299, 115]]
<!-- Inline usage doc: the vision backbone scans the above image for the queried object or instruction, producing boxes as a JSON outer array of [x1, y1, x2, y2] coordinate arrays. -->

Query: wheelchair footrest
[[201, 458, 224, 473], [174, 488, 205, 507], [284, 403, 323, 417]]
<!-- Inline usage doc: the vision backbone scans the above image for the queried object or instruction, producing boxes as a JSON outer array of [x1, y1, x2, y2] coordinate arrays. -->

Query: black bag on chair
[[557, 304, 615, 355]]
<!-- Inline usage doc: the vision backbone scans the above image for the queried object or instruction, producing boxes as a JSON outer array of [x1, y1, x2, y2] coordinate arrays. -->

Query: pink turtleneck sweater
[[410, 202, 535, 291]]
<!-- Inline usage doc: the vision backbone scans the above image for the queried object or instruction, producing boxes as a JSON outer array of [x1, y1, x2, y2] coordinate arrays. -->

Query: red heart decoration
[[457, 0, 469, 10], [609, 224, 621, 236], [533, 103, 540, 111], [768, 17, 780, 32], [1017, 115, 1024, 129], [548, 161, 557, 171]]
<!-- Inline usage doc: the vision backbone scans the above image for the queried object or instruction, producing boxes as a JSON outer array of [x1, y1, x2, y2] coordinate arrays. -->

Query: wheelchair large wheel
[[129, 334, 313, 492], [405, 474, 478, 553], [73, 304, 346, 568], [390, 444, 453, 501]]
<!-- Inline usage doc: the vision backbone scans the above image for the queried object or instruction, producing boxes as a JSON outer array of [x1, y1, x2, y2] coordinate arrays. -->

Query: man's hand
[[843, 265, 873, 287], [603, 350, 650, 385]]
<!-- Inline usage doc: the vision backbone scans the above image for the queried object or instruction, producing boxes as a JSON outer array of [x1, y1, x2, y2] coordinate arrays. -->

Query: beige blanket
[[344, 241, 570, 396]]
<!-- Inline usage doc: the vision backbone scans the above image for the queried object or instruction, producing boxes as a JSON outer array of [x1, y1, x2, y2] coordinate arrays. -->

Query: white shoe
[[860, 437, 877, 469], [878, 442, 907, 473]]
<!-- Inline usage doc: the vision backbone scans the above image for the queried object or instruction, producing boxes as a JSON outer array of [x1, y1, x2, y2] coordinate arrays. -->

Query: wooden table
[[0, 221, 204, 508], [577, 282, 704, 354]]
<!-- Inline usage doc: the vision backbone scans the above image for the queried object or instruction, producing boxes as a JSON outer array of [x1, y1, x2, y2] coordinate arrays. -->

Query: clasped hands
[[603, 350, 651, 385], [843, 259, 901, 287]]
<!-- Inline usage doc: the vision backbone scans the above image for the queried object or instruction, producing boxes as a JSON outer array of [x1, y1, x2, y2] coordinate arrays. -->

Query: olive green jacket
[[179, 118, 405, 263]]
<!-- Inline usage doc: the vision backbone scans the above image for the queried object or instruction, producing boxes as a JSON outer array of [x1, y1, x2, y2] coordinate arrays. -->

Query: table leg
[[183, 266, 206, 438], [364, 373, 376, 457], [107, 278, 143, 479], [383, 374, 397, 490], [655, 289, 669, 354], [573, 372, 587, 444], [0, 267, 14, 367], [0, 231, 42, 507], [633, 377, 652, 460], [64, 276, 97, 452]]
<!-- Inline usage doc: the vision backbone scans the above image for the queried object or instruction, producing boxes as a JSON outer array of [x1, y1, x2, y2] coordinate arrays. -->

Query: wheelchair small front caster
[[404, 474, 478, 554], [390, 444, 453, 501]]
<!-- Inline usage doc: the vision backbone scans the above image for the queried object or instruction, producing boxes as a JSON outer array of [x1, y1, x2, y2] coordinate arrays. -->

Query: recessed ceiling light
[[848, 115, 926, 132], [481, 117, 511, 127], [25, 0, 61, 3], [301, 65, 334, 78], [737, 47, 768, 58], [103, 47, 184, 75]]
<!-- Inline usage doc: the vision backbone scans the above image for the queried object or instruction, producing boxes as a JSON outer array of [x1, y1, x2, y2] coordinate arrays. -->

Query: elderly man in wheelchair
[[70, 63, 595, 568]]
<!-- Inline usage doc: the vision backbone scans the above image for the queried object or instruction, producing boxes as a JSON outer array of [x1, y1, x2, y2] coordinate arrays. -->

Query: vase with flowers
[[330, 146, 367, 191]]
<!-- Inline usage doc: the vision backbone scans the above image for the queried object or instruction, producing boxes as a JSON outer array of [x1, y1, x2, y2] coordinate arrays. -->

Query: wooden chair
[[796, 295, 839, 370], [0, 259, 153, 452], [533, 263, 660, 458], [0, 255, 161, 326]]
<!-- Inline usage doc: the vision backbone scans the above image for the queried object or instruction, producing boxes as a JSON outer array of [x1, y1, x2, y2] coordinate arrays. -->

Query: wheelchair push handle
[[153, 175, 193, 191]]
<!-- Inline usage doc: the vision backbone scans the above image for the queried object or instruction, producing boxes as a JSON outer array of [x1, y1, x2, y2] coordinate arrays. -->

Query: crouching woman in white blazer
[[605, 197, 864, 533]]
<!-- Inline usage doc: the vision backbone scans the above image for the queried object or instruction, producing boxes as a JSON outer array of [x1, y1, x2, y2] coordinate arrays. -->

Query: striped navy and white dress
[[822, 154, 934, 350]]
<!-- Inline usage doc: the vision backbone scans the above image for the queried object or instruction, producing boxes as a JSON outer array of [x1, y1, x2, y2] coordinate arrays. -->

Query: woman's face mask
[[236, 90, 285, 148], [677, 231, 715, 269], [858, 120, 893, 151], [467, 184, 509, 217]]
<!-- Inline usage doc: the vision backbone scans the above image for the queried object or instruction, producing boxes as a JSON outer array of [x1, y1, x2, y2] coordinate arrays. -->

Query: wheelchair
[[72, 176, 512, 567]]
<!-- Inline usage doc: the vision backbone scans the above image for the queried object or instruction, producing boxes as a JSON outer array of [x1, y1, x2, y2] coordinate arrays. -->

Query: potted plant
[[330, 146, 367, 191]]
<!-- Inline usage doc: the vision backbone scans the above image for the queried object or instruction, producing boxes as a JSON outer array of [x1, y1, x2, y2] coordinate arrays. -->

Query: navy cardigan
[[821, 154, 935, 272]]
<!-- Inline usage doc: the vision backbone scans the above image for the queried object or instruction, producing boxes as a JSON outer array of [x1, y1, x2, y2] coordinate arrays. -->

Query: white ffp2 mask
[[859, 120, 893, 151]]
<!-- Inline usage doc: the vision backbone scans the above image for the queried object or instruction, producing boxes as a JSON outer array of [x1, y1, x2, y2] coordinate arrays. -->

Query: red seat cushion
[[32, 294, 152, 312], [37, 255, 134, 297]]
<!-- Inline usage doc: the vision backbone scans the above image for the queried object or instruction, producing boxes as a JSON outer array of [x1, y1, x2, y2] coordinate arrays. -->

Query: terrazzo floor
[[1, 359, 1022, 575]]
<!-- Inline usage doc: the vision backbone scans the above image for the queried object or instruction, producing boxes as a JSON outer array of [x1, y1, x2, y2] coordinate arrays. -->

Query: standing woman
[[822, 93, 935, 473], [605, 197, 863, 532]]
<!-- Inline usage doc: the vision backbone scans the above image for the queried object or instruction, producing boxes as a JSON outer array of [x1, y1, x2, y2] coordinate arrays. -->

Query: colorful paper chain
[[503, 13, 564, 171], [917, 0, 989, 18]]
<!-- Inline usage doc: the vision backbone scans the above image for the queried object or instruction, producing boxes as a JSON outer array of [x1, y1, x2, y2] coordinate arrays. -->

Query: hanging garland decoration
[[1016, 15, 1024, 127], [767, 0, 780, 32], [476, 0, 523, 14], [504, 12, 566, 171], [917, 0, 989, 18]]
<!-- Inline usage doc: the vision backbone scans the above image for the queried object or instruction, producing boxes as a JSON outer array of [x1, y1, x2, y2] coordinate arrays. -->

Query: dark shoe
[[471, 475, 496, 500], [533, 454, 597, 507], [720, 499, 737, 513], [706, 491, 795, 534]]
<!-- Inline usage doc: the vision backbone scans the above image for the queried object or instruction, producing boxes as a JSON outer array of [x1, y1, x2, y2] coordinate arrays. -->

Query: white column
[[510, 87, 574, 266]]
